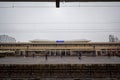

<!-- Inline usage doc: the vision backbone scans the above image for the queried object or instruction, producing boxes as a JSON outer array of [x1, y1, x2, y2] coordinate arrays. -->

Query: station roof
[[30, 40, 91, 44], [0, 40, 120, 45]]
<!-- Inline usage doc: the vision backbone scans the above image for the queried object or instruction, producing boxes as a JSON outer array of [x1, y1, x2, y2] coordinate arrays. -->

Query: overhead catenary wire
[[0, 2, 120, 8], [0, 22, 120, 24]]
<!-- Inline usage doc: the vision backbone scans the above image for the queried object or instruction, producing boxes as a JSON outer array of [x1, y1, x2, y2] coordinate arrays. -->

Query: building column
[[20, 51, 23, 56], [115, 49, 118, 56], [105, 49, 107, 55], [59, 50, 61, 56], [100, 50, 102, 56], [95, 50, 98, 56], [49, 50, 51, 56], [60, 50, 62, 57], [70, 50, 72, 56], [111, 49, 113, 56], [65, 50, 66, 56], [22, 50, 25, 56], [55, 50, 56, 56]]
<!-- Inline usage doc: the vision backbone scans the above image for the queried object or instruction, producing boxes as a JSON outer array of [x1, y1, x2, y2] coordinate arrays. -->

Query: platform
[[0, 56, 120, 64]]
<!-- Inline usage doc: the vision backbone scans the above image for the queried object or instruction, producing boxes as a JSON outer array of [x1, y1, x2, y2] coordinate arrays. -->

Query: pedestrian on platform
[[78, 52, 81, 60]]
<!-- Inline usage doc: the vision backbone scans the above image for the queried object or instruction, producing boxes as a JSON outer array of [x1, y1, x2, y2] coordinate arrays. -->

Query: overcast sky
[[0, 2, 120, 42]]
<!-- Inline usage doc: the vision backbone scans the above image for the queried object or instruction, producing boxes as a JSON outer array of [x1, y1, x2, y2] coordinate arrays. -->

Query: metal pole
[[56, 0, 60, 8]]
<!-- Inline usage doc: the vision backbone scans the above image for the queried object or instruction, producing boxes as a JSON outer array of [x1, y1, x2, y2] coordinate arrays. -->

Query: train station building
[[0, 40, 120, 57]]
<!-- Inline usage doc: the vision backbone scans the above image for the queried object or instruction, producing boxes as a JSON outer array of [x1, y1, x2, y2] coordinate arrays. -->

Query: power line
[[13, 5, 120, 8], [0, 22, 120, 24], [2, 30, 119, 32]]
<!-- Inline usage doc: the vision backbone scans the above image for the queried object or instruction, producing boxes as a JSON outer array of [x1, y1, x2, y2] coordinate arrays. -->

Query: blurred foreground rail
[[0, 64, 120, 80]]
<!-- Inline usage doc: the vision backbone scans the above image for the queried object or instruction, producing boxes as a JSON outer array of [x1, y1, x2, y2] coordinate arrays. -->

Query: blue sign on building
[[56, 40, 64, 43]]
